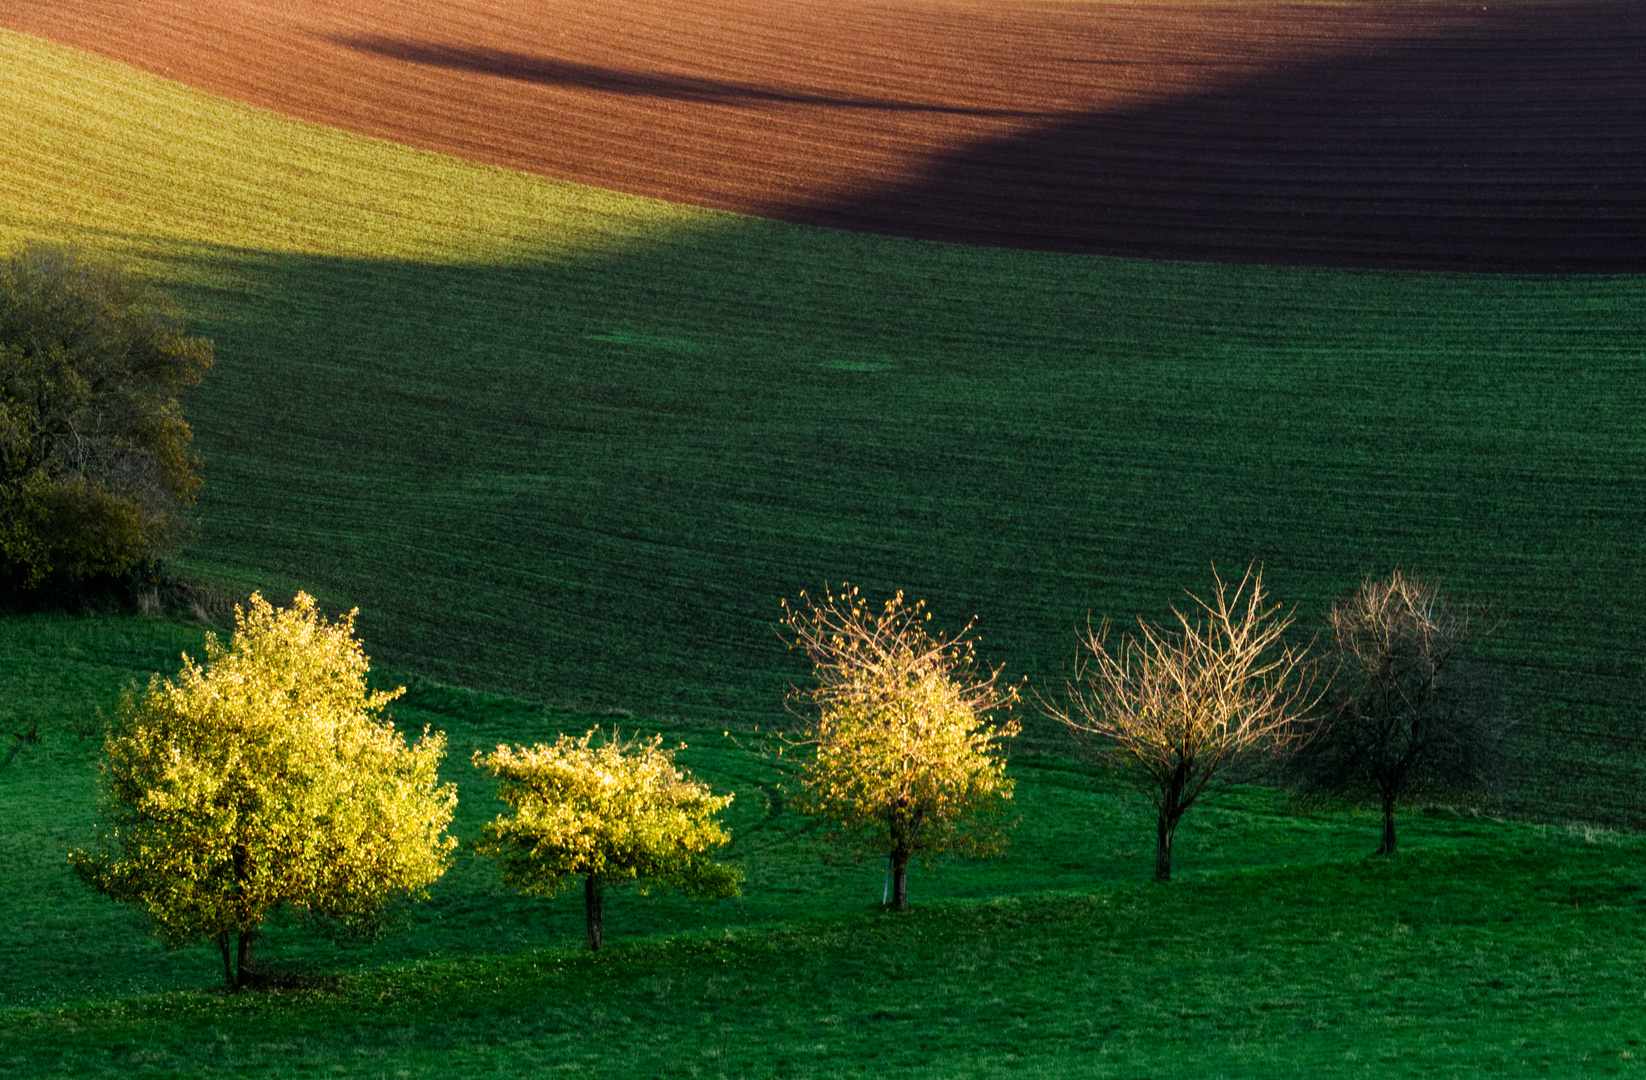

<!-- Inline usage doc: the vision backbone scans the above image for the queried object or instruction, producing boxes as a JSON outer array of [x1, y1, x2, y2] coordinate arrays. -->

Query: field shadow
[[781, 1, 1646, 271], [124, 216, 1646, 830], [333, 35, 1048, 118]]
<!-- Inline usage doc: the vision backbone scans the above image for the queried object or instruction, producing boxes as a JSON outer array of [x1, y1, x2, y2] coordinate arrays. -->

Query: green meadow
[[4, 23, 1646, 1076], [4, 614, 1646, 1078]]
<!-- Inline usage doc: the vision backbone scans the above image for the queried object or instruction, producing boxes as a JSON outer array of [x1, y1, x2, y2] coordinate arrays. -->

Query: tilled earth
[[6, 0, 1646, 270]]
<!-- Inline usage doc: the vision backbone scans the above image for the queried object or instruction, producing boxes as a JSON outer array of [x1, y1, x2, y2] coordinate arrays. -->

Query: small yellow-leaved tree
[[780, 585, 1020, 911], [71, 593, 457, 989], [473, 729, 740, 951]]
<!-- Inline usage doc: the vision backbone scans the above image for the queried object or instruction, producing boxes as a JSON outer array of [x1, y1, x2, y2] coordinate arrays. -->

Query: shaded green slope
[[3, 30, 1645, 823], [173, 239, 1646, 829]]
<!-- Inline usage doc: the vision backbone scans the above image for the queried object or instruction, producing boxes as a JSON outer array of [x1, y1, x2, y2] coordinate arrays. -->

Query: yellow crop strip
[[0, 28, 724, 265]]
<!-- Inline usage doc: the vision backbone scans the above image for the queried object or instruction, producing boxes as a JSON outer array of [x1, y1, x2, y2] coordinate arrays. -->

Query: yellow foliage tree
[[780, 585, 1020, 911], [473, 729, 740, 951], [71, 592, 457, 989]]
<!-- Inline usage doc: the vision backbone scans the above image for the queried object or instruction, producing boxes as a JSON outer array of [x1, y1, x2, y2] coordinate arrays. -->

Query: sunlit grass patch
[[0, 28, 723, 268]]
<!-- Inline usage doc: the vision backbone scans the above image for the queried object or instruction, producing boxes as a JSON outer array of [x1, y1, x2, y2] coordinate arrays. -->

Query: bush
[[0, 243, 212, 595]]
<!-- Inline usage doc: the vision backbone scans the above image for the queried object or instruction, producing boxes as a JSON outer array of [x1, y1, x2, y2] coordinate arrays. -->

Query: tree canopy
[[1289, 569, 1501, 854], [71, 592, 457, 989], [0, 243, 212, 591], [473, 729, 740, 950], [1044, 566, 1319, 881], [780, 585, 1019, 910]]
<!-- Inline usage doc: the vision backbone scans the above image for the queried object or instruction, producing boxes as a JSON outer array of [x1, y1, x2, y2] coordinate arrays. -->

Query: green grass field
[[6, 28, 1646, 824], [5, 23, 1646, 1074], [0, 613, 1402, 1008], [5, 614, 1646, 1078]]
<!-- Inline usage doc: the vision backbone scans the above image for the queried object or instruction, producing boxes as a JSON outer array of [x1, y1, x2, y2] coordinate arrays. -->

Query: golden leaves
[[472, 728, 740, 900], [780, 585, 1019, 862], [71, 591, 457, 945]]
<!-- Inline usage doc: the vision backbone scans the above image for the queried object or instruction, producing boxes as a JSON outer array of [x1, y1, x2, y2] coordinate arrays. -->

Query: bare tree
[[1044, 566, 1319, 882], [1289, 569, 1501, 855]]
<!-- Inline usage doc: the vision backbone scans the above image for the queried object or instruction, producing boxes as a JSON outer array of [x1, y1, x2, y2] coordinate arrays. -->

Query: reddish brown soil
[[6, 0, 1645, 270]]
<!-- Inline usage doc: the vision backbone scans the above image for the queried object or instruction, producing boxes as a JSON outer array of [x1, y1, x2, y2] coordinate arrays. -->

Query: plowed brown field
[[5, 0, 1645, 269]]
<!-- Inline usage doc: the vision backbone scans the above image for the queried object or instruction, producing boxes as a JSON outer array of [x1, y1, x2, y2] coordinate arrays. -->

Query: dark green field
[[161, 228, 1646, 825], [5, 615, 1646, 1078], [5, 25, 1642, 826]]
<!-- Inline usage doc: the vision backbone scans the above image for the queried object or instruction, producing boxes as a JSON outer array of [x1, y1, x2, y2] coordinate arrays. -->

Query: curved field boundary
[[0, 29, 721, 264], [5, 0, 1645, 271], [6, 30, 1646, 827]]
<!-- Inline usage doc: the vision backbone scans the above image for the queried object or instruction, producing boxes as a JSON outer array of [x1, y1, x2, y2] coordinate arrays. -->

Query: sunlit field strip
[[0, 29, 722, 264]]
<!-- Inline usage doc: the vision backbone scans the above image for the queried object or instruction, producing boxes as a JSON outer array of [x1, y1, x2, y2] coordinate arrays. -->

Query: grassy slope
[[3, 26, 1646, 836], [0, 614, 1400, 1010], [4, 615, 1645, 1079]]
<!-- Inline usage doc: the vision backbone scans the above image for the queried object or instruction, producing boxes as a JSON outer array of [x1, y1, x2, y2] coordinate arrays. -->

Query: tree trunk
[[585, 873, 604, 951], [225, 842, 255, 989], [217, 929, 257, 990], [218, 933, 235, 990], [1378, 794, 1398, 855], [236, 930, 255, 987], [890, 850, 910, 912], [1155, 767, 1187, 882], [1155, 807, 1178, 882]]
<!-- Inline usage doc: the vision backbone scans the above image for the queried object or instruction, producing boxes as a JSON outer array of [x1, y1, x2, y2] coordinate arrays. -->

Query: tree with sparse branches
[[779, 585, 1020, 911], [1288, 569, 1501, 855], [473, 729, 741, 951], [0, 243, 212, 593], [1043, 566, 1320, 882], [71, 593, 457, 990]]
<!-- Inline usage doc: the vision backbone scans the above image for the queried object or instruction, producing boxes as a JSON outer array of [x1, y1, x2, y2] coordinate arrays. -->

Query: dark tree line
[[0, 243, 212, 597]]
